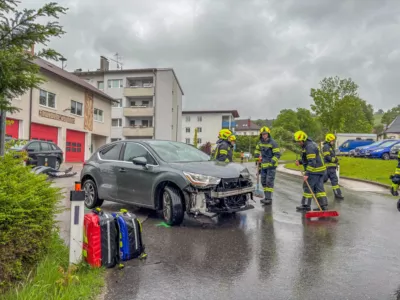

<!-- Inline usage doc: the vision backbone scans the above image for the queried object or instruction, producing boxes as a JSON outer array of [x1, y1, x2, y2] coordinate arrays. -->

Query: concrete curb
[[280, 165, 391, 189]]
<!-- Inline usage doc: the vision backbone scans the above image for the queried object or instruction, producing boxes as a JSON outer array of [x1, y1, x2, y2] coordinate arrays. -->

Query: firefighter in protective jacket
[[322, 133, 344, 199], [294, 130, 329, 212], [254, 126, 281, 205], [390, 150, 400, 197], [213, 129, 233, 162]]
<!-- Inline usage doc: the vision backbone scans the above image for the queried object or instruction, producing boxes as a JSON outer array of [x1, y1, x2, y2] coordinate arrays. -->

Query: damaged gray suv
[[80, 140, 255, 225]]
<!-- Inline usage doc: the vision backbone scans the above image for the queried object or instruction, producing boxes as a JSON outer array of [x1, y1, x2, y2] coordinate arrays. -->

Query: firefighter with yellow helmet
[[213, 129, 233, 162], [294, 130, 329, 212], [254, 126, 281, 205], [322, 133, 344, 199]]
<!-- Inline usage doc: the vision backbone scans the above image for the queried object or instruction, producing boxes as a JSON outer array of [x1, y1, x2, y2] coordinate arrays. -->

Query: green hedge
[[0, 149, 62, 292]]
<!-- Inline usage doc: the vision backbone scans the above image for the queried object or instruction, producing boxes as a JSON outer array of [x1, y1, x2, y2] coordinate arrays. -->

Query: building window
[[130, 100, 136, 107], [130, 120, 135, 127], [112, 99, 122, 107], [39, 89, 56, 108], [197, 138, 202, 144], [127, 78, 153, 88], [112, 119, 122, 127], [186, 116, 190, 122], [70, 100, 83, 116], [186, 127, 190, 133], [111, 138, 121, 142], [142, 120, 152, 127], [185, 138, 190, 144], [197, 116, 202, 122], [197, 127, 202, 133], [94, 108, 104, 122], [108, 79, 123, 88], [142, 100, 149, 107], [98, 81, 104, 90]]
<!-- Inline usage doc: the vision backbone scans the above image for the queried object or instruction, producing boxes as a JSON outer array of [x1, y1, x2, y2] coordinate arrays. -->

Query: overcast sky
[[24, 0, 400, 119]]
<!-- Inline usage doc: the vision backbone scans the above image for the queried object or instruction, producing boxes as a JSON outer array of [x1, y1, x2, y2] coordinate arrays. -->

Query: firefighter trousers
[[261, 168, 276, 200], [324, 167, 343, 197], [301, 174, 328, 207]]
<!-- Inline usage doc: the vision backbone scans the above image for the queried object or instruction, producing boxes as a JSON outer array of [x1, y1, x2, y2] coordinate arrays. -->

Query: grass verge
[[1, 231, 105, 300], [280, 150, 297, 161], [285, 157, 396, 185]]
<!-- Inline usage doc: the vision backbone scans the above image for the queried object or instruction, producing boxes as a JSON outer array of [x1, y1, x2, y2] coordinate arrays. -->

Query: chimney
[[100, 56, 109, 71]]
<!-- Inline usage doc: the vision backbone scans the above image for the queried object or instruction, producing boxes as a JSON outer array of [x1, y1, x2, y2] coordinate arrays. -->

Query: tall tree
[[310, 76, 374, 133], [296, 108, 323, 140], [381, 105, 400, 126], [193, 128, 198, 148], [272, 109, 299, 132]]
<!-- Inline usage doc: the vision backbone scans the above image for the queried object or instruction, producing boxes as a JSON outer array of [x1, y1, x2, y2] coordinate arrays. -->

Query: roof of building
[[73, 68, 184, 95], [34, 58, 116, 102], [384, 115, 400, 133], [182, 110, 240, 118], [235, 119, 261, 131]]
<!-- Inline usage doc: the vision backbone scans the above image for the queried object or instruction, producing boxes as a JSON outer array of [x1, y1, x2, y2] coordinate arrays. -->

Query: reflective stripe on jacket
[[322, 142, 338, 168], [299, 139, 326, 175], [254, 137, 281, 169]]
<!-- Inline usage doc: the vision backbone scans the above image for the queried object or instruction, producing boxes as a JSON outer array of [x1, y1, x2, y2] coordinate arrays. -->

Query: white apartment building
[[182, 110, 239, 146], [74, 56, 184, 142]]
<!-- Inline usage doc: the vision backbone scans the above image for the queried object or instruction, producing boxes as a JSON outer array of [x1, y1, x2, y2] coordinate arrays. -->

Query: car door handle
[[119, 168, 126, 173]]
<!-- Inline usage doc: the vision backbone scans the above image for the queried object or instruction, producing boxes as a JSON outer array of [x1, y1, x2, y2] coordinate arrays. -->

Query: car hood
[[168, 161, 250, 179]]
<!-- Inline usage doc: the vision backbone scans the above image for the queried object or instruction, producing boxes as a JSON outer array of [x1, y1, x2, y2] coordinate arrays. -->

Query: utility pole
[[0, 109, 6, 156]]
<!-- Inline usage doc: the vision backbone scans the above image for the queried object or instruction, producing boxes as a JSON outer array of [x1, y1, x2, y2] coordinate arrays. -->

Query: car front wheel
[[162, 186, 184, 226], [83, 179, 104, 209]]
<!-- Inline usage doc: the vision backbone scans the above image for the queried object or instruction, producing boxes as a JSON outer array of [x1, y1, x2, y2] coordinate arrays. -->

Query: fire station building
[[6, 58, 114, 162]]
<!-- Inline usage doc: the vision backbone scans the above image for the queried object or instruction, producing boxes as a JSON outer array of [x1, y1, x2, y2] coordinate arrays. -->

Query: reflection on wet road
[[105, 166, 400, 300]]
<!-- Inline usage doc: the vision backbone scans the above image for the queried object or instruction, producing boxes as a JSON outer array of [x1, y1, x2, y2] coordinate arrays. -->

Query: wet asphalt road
[[51, 163, 400, 299], [100, 164, 400, 300]]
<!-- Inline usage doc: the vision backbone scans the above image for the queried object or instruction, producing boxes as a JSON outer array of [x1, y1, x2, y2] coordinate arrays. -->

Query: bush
[[0, 148, 62, 292]]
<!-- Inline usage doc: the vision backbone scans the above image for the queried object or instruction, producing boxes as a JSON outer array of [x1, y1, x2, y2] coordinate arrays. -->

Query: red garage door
[[31, 123, 58, 143], [66, 129, 85, 162], [6, 118, 19, 139]]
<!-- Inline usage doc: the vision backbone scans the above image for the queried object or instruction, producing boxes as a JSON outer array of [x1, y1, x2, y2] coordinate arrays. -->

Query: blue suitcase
[[113, 209, 146, 261]]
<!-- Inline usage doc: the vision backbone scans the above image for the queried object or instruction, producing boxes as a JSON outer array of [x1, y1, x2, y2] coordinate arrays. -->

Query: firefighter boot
[[313, 196, 328, 211], [391, 185, 399, 197], [334, 188, 344, 200], [296, 197, 311, 211], [261, 191, 272, 205]]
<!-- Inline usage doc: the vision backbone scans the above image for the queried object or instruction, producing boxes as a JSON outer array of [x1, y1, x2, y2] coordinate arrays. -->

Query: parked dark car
[[390, 143, 400, 159], [10, 140, 64, 170], [80, 140, 255, 226]]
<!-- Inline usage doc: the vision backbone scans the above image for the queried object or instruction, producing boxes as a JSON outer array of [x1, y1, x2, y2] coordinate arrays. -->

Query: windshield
[[147, 140, 211, 163], [378, 141, 398, 148], [366, 141, 382, 147]]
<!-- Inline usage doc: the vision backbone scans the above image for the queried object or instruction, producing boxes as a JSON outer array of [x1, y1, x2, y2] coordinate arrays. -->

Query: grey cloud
[[22, 0, 400, 118]]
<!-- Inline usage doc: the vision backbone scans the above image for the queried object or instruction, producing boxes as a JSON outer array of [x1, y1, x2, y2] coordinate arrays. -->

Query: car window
[[40, 142, 51, 151], [27, 142, 40, 152], [146, 140, 211, 163], [123, 143, 157, 165], [99, 143, 123, 160], [379, 141, 397, 148], [50, 144, 57, 150]]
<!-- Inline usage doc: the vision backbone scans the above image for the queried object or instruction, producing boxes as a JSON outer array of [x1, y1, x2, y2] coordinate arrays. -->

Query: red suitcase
[[83, 212, 102, 267]]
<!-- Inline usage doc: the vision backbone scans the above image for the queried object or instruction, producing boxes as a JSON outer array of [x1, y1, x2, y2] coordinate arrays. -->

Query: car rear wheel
[[162, 186, 184, 226], [83, 179, 104, 209], [55, 159, 61, 170], [382, 153, 390, 160]]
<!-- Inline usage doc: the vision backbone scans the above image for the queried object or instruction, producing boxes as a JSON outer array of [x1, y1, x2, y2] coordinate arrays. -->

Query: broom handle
[[303, 175, 323, 212]]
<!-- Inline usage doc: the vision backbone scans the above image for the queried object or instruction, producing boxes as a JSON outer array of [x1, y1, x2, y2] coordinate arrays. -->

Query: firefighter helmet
[[325, 133, 336, 142], [260, 126, 271, 134], [294, 130, 308, 142], [218, 129, 232, 140], [229, 135, 236, 142]]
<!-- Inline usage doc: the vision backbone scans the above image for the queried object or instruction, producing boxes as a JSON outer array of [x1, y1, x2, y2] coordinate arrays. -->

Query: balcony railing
[[222, 121, 236, 128], [123, 126, 153, 137], [124, 87, 154, 97], [123, 106, 154, 117]]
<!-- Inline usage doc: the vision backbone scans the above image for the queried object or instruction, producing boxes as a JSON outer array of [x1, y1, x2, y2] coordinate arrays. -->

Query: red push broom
[[304, 178, 339, 219]]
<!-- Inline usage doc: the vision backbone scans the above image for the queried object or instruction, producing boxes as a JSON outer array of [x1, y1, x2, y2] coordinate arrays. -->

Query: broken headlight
[[183, 171, 221, 188]]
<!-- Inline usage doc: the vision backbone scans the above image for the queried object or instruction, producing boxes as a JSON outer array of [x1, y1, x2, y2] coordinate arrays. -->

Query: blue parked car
[[356, 140, 393, 157], [337, 139, 375, 155], [365, 140, 400, 160]]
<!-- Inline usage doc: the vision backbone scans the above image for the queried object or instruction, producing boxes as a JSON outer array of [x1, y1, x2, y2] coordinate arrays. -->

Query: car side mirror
[[132, 156, 147, 166]]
